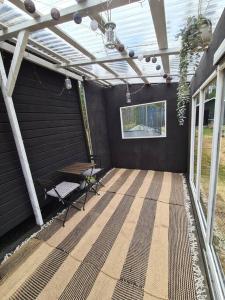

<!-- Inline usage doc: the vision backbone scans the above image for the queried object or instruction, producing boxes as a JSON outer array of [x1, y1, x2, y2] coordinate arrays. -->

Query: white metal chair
[[37, 178, 81, 226]]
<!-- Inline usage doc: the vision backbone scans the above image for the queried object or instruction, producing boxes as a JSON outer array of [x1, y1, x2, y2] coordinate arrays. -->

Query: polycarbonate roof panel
[[106, 79, 125, 85], [106, 1, 158, 54], [126, 78, 145, 85], [30, 28, 89, 61], [59, 17, 117, 59], [0, 1, 32, 26], [82, 64, 114, 77], [0, 0, 224, 85], [105, 61, 137, 77]]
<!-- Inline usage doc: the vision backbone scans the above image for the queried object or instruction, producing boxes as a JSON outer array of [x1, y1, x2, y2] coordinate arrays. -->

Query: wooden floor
[[0, 168, 209, 299]]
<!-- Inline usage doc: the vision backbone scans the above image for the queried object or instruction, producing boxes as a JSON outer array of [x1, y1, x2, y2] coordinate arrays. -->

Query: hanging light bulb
[[138, 54, 144, 61], [104, 22, 116, 49], [65, 77, 72, 90], [51, 8, 60, 20], [90, 19, 98, 31], [126, 84, 131, 104], [73, 12, 82, 24], [24, 0, 36, 14]]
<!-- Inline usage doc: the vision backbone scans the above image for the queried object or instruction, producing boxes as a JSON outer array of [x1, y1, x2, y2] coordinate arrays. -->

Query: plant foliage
[[177, 16, 212, 125]]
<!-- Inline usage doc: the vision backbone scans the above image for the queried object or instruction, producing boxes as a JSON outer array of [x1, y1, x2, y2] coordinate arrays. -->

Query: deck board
[[0, 168, 210, 300]]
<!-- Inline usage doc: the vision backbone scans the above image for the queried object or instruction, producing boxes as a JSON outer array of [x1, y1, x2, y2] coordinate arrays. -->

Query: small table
[[58, 162, 95, 176], [58, 162, 97, 209]]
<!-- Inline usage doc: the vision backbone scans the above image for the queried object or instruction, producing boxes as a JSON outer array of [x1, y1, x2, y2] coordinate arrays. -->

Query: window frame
[[189, 67, 225, 299], [120, 100, 167, 140]]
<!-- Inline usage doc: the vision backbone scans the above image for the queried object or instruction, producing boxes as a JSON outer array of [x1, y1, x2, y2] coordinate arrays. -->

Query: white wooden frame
[[120, 100, 167, 139], [189, 68, 225, 299], [0, 39, 44, 226]]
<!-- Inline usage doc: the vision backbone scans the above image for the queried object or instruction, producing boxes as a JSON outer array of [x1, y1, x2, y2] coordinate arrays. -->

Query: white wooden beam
[[0, 52, 44, 227], [0, 42, 83, 81], [6, 30, 29, 97], [88, 73, 185, 81], [149, 0, 170, 74], [59, 48, 180, 67], [0, 21, 8, 30], [0, 0, 139, 41]]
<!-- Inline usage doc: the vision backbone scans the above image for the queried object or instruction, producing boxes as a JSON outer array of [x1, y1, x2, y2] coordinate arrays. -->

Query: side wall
[[0, 52, 88, 237], [188, 8, 225, 173], [84, 81, 112, 169], [104, 83, 188, 173]]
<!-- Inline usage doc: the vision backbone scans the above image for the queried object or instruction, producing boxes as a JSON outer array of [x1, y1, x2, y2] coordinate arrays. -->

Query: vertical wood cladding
[[0, 52, 88, 237], [84, 81, 112, 169], [104, 83, 189, 173]]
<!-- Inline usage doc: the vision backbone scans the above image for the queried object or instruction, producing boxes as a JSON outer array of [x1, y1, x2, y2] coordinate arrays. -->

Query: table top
[[58, 162, 95, 175]]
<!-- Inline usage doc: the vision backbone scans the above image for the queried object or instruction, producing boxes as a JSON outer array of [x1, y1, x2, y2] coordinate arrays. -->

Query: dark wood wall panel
[[84, 82, 112, 169], [104, 83, 188, 173], [0, 52, 88, 237]]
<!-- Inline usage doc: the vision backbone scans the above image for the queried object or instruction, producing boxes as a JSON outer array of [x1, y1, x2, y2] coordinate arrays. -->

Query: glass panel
[[193, 96, 200, 187], [120, 101, 166, 139], [212, 96, 225, 276], [200, 80, 217, 217]]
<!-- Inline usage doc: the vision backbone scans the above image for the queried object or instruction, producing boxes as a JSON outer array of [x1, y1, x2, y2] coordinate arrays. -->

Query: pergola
[[0, 0, 222, 88], [0, 0, 224, 225]]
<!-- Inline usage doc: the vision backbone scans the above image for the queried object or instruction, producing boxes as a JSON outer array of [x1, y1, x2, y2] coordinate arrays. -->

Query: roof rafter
[[149, 0, 170, 74], [59, 48, 179, 67], [88, 73, 194, 81], [0, 41, 83, 81]]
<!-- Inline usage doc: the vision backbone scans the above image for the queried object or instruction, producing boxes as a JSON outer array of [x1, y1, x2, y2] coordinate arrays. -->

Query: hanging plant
[[177, 15, 212, 125]]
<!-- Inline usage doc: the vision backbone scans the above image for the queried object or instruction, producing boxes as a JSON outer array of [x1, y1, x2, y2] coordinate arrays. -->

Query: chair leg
[[83, 191, 88, 211], [99, 180, 104, 187], [63, 205, 71, 227]]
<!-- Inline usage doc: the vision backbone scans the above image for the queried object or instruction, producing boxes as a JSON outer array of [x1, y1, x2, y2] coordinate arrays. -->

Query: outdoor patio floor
[[0, 168, 210, 300]]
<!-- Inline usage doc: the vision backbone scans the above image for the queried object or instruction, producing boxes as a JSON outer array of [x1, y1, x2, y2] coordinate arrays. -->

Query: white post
[[6, 30, 29, 97], [0, 44, 43, 225]]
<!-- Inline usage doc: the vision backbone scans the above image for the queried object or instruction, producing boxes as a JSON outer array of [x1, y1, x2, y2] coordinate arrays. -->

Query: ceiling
[[0, 0, 224, 86]]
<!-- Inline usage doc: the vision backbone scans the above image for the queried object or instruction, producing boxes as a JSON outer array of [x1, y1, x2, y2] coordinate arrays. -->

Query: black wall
[[84, 81, 112, 169], [191, 8, 225, 93], [0, 52, 88, 237], [104, 83, 188, 173]]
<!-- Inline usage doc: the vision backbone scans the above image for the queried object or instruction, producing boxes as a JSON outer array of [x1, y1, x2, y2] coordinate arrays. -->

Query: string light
[[24, 0, 36, 14], [51, 8, 60, 21], [126, 84, 131, 103], [138, 54, 144, 61], [74, 12, 82, 24], [152, 56, 157, 63], [90, 19, 98, 31], [129, 50, 135, 57], [65, 77, 72, 90]]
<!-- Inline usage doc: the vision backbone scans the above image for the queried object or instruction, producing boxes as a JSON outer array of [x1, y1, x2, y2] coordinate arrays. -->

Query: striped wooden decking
[[0, 169, 209, 300]]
